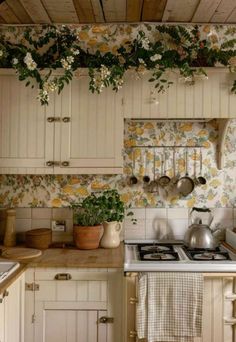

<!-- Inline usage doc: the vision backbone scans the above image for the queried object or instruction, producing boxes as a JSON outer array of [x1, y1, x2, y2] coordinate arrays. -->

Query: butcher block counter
[[0, 244, 124, 293]]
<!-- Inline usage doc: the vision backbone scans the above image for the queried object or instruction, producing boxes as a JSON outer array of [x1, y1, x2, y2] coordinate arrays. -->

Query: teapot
[[184, 207, 219, 249]]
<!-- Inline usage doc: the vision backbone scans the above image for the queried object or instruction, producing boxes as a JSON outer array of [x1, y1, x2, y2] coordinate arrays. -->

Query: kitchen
[[1, 1, 236, 342]]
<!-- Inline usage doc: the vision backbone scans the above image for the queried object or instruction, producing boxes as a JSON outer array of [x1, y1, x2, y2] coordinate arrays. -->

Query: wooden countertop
[[0, 244, 124, 293]]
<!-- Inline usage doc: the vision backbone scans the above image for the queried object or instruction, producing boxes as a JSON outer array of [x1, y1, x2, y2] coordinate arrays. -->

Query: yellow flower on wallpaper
[[136, 127, 144, 135], [187, 198, 196, 208], [87, 39, 97, 47], [124, 139, 136, 148], [92, 25, 107, 33], [209, 179, 221, 188], [62, 185, 74, 194], [207, 193, 214, 200], [179, 123, 193, 132], [147, 193, 156, 206], [69, 178, 80, 185], [52, 198, 62, 207], [98, 43, 110, 53], [76, 187, 89, 196], [202, 141, 211, 148], [128, 125, 136, 132], [134, 148, 141, 159], [121, 193, 131, 203], [221, 196, 228, 205], [187, 139, 195, 146], [144, 122, 154, 129], [91, 181, 108, 190], [78, 31, 89, 40], [31, 198, 38, 207], [209, 168, 218, 177], [198, 130, 208, 137]]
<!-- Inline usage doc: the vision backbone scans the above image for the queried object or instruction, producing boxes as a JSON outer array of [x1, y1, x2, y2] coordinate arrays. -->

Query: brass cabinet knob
[[62, 117, 71, 123], [98, 316, 114, 324], [46, 161, 54, 167], [3, 290, 9, 298], [61, 161, 69, 167], [54, 273, 72, 280], [47, 117, 55, 123]]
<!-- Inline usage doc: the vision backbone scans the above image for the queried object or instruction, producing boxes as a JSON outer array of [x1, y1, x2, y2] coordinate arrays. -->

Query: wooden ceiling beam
[[162, 0, 199, 22], [102, 0, 126, 22], [42, 0, 79, 23], [127, 0, 143, 22], [91, 0, 104, 22], [192, 0, 222, 22], [73, 0, 95, 23], [19, 0, 51, 24], [142, 0, 166, 21], [6, 0, 32, 23], [0, 1, 21, 23], [210, 0, 236, 22]]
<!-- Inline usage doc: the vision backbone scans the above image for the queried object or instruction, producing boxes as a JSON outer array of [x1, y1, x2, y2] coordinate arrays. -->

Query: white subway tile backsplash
[[167, 219, 189, 239], [146, 208, 167, 220], [31, 219, 51, 229], [127, 208, 145, 219], [124, 219, 145, 240], [15, 219, 32, 232], [52, 208, 73, 219], [145, 219, 168, 239], [167, 208, 189, 219], [32, 208, 52, 219], [16, 208, 31, 219]]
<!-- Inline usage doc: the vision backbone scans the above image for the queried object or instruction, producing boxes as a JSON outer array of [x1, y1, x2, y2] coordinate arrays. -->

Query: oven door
[[124, 272, 236, 342]]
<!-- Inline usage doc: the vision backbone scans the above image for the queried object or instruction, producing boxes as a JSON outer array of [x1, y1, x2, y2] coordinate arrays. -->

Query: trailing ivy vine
[[0, 24, 236, 105]]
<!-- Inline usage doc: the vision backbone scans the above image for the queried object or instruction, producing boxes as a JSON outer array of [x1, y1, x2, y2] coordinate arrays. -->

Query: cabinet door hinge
[[32, 314, 36, 323], [25, 282, 39, 291]]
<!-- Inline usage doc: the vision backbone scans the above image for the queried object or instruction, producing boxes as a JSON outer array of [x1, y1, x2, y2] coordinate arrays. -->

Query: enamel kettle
[[184, 207, 219, 249]]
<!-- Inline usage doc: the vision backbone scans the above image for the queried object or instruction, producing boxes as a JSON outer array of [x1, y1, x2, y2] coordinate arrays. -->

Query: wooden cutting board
[[1, 248, 42, 260]]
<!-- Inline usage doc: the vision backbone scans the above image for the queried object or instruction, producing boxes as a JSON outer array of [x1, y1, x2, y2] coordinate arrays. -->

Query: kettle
[[184, 207, 219, 249]]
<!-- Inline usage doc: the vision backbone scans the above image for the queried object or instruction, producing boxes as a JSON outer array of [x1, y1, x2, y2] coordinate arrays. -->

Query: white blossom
[[12, 58, 18, 65], [100, 65, 111, 80], [24, 52, 37, 71], [141, 37, 150, 50], [37, 89, 49, 104], [0, 50, 3, 58], [71, 48, 80, 55], [150, 54, 162, 62], [61, 58, 71, 70], [66, 55, 74, 64], [138, 58, 145, 65]]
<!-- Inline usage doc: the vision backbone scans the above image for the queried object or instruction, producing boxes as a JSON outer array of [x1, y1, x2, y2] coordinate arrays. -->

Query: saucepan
[[176, 149, 194, 197]]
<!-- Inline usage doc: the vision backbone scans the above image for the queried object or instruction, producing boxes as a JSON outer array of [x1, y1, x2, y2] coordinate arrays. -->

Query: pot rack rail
[[129, 145, 204, 149]]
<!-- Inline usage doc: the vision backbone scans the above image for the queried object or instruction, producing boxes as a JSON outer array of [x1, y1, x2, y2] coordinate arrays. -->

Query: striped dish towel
[[136, 272, 203, 342]]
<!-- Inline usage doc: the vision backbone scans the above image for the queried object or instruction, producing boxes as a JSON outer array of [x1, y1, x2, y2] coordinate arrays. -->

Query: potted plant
[[72, 193, 107, 250], [72, 189, 135, 250], [98, 189, 135, 249]]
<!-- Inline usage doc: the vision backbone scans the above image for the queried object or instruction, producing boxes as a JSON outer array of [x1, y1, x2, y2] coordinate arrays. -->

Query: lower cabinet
[[25, 268, 123, 342], [125, 273, 236, 342], [0, 273, 25, 342]]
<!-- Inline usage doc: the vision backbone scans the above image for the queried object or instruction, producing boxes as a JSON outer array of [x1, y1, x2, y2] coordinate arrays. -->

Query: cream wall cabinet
[[123, 68, 236, 119], [125, 273, 236, 342], [24, 268, 123, 342], [0, 71, 123, 174], [0, 273, 25, 342]]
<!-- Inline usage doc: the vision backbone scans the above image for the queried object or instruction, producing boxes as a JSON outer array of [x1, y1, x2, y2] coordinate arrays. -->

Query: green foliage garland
[[0, 24, 236, 105]]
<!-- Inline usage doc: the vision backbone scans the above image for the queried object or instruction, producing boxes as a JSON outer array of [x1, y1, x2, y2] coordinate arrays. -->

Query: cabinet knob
[[47, 117, 55, 123], [98, 316, 114, 324], [55, 273, 72, 281], [61, 161, 69, 167], [46, 161, 54, 167], [62, 117, 71, 123], [3, 290, 9, 298]]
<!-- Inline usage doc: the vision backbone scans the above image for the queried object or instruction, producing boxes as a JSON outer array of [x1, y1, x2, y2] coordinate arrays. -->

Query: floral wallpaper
[[0, 119, 236, 209]]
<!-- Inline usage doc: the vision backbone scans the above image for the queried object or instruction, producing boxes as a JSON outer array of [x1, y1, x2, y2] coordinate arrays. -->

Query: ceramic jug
[[100, 221, 122, 248]]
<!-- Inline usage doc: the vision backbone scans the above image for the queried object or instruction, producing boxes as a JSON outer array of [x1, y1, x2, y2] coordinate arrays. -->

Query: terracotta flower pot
[[73, 225, 102, 250]]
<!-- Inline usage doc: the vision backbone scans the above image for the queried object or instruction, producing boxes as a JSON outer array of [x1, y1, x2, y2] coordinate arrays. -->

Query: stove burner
[[143, 253, 177, 260], [140, 245, 171, 252], [182, 247, 231, 261]]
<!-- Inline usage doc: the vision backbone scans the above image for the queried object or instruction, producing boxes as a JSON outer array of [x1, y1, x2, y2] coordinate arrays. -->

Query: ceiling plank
[[226, 7, 236, 22], [19, 0, 51, 23], [42, 0, 79, 23], [127, 0, 143, 22], [91, 0, 104, 22], [0, 2, 21, 23], [192, 0, 222, 22], [142, 0, 166, 21], [102, 0, 126, 22], [73, 0, 94, 23], [210, 0, 236, 22], [162, 0, 199, 22], [6, 0, 33, 23], [0, 14, 5, 23]]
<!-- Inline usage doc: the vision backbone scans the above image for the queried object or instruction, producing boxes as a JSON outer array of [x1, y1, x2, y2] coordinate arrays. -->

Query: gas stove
[[124, 240, 236, 272]]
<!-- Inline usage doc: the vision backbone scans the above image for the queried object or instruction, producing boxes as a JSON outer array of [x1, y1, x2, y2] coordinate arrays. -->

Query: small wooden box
[[25, 228, 52, 249]]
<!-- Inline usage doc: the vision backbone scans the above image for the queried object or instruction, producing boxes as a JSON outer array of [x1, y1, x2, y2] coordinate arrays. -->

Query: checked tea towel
[[136, 272, 203, 342]]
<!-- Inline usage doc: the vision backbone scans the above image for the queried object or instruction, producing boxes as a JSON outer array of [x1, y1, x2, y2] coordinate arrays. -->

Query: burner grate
[[183, 246, 231, 261], [137, 244, 179, 261]]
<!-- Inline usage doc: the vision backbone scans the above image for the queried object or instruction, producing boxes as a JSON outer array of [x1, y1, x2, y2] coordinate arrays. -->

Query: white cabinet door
[[3, 273, 25, 342], [56, 77, 124, 174], [0, 292, 5, 342], [123, 68, 236, 119], [0, 75, 54, 174]]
